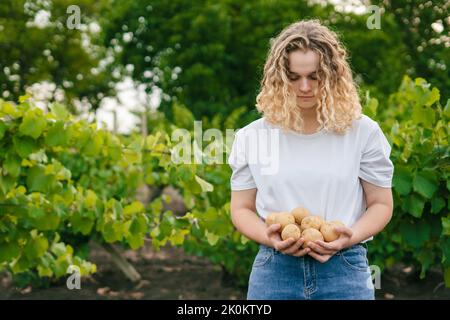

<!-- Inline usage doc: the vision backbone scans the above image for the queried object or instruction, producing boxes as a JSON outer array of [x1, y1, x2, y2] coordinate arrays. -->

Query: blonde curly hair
[[256, 19, 362, 135]]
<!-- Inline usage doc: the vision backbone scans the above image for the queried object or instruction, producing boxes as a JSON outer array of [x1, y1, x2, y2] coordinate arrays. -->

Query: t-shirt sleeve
[[227, 130, 257, 191], [358, 123, 394, 188]]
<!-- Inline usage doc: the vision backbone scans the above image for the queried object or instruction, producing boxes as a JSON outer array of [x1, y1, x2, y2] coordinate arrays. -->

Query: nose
[[299, 78, 311, 93]]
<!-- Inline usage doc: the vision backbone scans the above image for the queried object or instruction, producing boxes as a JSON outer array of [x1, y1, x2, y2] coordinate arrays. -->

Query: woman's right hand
[[266, 224, 311, 257]]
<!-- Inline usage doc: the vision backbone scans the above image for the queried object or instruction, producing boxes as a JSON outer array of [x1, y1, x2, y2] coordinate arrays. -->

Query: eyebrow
[[288, 71, 317, 76]]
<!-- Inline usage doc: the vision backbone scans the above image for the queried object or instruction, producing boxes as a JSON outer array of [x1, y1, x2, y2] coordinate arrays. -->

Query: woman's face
[[287, 49, 320, 110]]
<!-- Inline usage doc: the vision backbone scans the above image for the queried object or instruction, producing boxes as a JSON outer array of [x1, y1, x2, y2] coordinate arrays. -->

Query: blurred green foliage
[[0, 0, 115, 112], [0, 0, 449, 290], [100, 0, 448, 125]]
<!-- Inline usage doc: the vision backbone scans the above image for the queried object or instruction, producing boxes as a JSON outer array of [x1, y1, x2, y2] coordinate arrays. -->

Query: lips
[[298, 96, 314, 98]]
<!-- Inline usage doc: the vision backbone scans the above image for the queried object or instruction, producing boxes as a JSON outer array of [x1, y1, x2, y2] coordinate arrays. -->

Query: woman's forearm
[[231, 209, 272, 248], [349, 203, 393, 246]]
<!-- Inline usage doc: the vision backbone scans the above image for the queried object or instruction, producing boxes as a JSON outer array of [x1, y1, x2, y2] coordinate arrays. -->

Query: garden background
[[0, 0, 449, 299]]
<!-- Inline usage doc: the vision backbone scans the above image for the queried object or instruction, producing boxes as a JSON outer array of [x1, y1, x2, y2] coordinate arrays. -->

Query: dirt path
[[0, 241, 245, 300]]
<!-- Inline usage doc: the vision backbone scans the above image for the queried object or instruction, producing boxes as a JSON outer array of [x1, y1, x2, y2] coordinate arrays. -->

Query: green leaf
[[49, 103, 69, 120], [70, 213, 95, 235], [19, 94, 31, 103], [174, 216, 190, 230], [54, 165, 70, 181], [418, 250, 434, 279], [0, 241, 21, 263], [123, 201, 145, 217], [0, 101, 21, 118], [13, 136, 38, 158], [127, 136, 144, 152], [425, 87, 440, 107], [102, 222, 122, 243], [178, 165, 195, 182], [399, 220, 430, 248], [4, 152, 21, 177], [414, 77, 428, 87], [82, 132, 103, 156], [123, 149, 141, 164], [150, 198, 163, 215], [75, 258, 97, 276], [129, 214, 148, 234], [37, 264, 54, 278], [195, 175, 214, 192], [29, 207, 45, 220], [10, 255, 32, 273], [0, 174, 16, 195], [29, 150, 48, 163], [29, 208, 61, 231], [26, 165, 51, 192], [0, 121, 6, 140], [126, 233, 144, 250], [442, 217, 450, 236], [50, 242, 66, 256], [363, 91, 378, 118], [107, 135, 122, 161], [158, 213, 175, 239], [45, 121, 70, 146], [84, 190, 98, 208], [401, 193, 425, 218], [169, 229, 188, 246], [412, 104, 435, 127], [241, 234, 250, 245], [445, 268, 450, 288], [73, 126, 90, 150], [205, 230, 219, 246], [173, 103, 195, 130], [431, 197, 446, 214], [24, 235, 49, 259], [112, 200, 124, 219], [443, 99, 450, 118], [413, 171, 438, 199], [19, 109, 47, 139], [392, 167, 412, 195]]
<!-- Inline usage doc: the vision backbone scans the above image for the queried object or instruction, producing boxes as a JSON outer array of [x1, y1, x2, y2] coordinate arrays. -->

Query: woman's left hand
[[307, 226, 354, 263]]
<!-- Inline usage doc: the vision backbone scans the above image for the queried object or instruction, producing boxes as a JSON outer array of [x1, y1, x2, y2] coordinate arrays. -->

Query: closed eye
[[288, 72, 317, 81]]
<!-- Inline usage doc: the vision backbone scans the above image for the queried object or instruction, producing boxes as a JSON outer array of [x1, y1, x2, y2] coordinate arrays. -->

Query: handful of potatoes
[[265, 207, 345, 248]]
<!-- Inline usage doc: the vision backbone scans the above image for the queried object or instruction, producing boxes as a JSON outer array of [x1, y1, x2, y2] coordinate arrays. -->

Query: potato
[[281, 224, 301, 241], [265, 212, 279, 226], [290, 207, 311, 225], [266, 212, 295, 229], [320, 223, 338, 242], [300, 215, 324, 230], [276, 212, 296, 229], [320, 220, 345, 242], [301, 228, 323, 248], [329, 221, 345, 228], [301, 228, 324, 248]]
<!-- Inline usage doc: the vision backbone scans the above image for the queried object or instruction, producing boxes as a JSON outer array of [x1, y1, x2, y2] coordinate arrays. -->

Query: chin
[[298, 103, 317, 109]]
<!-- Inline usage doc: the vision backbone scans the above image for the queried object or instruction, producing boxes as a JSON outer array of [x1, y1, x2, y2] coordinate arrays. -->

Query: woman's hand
[[266, 224, 310, 257], [307, 226, 354, 263]]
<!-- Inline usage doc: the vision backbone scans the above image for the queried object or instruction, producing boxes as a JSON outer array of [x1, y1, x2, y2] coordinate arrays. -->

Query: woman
[[228, 19, 394, 300]]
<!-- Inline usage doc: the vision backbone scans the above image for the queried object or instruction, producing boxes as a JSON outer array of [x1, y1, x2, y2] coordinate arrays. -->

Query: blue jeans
[[247, 244, 375, 300]]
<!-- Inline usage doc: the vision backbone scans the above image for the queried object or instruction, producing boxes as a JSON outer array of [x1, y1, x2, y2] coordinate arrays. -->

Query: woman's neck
[[299, 105, 320, 128]]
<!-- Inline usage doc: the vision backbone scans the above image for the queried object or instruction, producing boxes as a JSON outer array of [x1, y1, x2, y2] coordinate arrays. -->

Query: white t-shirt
[[227, 114, 394, 232]]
